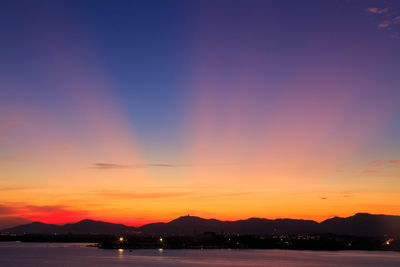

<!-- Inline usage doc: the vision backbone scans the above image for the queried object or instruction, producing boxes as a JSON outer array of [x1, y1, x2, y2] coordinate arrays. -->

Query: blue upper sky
[[1, 0, 400, 163]]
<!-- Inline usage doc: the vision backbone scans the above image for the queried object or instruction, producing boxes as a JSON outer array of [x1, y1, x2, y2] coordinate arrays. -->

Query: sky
[[1, 0, 400, 227]]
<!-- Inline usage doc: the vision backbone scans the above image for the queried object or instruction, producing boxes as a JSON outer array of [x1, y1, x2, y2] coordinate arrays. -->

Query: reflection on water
[[1, 242, 400, 266]]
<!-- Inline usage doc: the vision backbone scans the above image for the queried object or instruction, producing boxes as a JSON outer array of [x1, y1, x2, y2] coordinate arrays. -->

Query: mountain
[[62, 219, 137, 234], [3, 222, 61, 234], [319, 213, 400, 236], [139, 216, 319, 235], [2, 219, 136, 235], [140, 216, 224, 235], [2, 213, 400, 237]]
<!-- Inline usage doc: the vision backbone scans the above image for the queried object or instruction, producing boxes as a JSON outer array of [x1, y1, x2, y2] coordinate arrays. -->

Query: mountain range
[[2, 213, 400, 237]]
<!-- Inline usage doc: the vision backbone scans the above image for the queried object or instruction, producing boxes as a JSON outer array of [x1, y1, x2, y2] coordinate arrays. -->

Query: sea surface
[[1, 242, 400, 266]]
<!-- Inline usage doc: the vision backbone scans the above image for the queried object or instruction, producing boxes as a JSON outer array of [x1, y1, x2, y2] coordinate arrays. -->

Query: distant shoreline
[[1, 233, 399, 252]]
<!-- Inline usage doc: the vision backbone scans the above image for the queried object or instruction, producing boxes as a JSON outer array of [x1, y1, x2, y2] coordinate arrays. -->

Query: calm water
[[1, 242, 400, 266]]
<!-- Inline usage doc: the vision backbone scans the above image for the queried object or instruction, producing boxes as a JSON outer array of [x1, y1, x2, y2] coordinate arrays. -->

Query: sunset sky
[[1, 0, 400, 227]]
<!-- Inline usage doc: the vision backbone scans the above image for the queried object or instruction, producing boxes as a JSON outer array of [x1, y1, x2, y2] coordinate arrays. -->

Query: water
[[1, 242, 400, 266]]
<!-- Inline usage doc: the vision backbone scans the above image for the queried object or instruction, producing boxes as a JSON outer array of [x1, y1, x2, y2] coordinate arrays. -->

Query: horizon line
[[8, 212, 400, 228]]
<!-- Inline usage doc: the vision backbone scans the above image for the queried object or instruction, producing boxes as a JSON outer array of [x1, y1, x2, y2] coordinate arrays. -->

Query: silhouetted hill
[[2, 213, 400, 237], [2, 219, 136, 235], [3, 222, 61, 234], [139, 216, 319, 235], [319, 213, 400, 236], [143, 214, 400, 236], [63, 219, 136, 234], [140, 216, 225, 235]]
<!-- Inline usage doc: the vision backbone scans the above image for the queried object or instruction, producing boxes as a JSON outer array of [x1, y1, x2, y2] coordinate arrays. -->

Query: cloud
[[388, 159, 400, 164], [92, 163, 132, 169], [340, 191, 354, 198], [91, 162, 192, 169], [0, 109, 23, 133], [361, 169, 379, 174], [368, 160, 385, 167], [97, 190, 250, 200], [365, 8, 400, 38], [0, 155, 24, 164], [0, 186, 33, 192], [378, 21, 392, 28], [365, 158, 400, 168], [366, 7, 388, 14], [320, 196, 327, 200], [21, 205, 72, 213], [391, 32, 400, 40], [0, 203, 90, 224], [147, 163, 191, 167], [0, 205, 15, 215], [97, 190, 188, 199], [217, 192, 250, 197]]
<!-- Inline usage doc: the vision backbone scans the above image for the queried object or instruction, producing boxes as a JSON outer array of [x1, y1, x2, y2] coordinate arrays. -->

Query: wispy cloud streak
[[91, 162, 192, 169], [367, 158, 400, 167], [97, 190, 188, 199], [378, 21, 392, 28], [366, 7, 388, 14]]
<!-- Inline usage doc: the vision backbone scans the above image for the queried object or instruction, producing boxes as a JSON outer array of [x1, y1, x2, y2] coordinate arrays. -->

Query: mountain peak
[[169, 215, 222, 225], [74, 219, 103, 224], [353, 213, 372, 217], [78, 219, 97, 222], [171, 215, 206, 222]]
